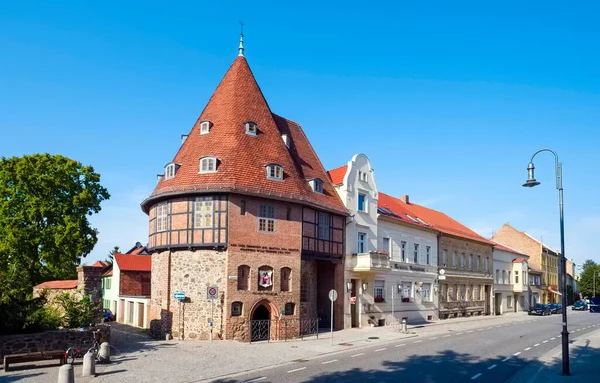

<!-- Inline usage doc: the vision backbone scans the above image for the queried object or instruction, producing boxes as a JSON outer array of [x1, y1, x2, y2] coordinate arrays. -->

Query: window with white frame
[[496, 269, 500, 284], [507, 295, 513, 308], [200, 120, 211, 135], [258, 205, 276, 233], [357, 193, 366, 212], [469, 254, 473, 269], [426, 246, 431, 265], [502, 270, 507, 284], [317, 211, 330, 240], [194, 198, 214, 228], [357, 232, 366, 253], [199, 156, 217, 173], [245, 121, 257, 135], [515, 270, 519, 284], [413, 244, 419, 263], [453, 252, 457, 268], [460, 253, 465, 268], [374, 280, 385, 301], [442, 249, 448, 267], [401, 281, 412, 301], [382, 237, 391, 256], [266, 164, 283, 180], [421, 283, 432, 302], [358, 170, 368, 182], [165, 163, 176, 180], [508, 271, 512, 284], [523, 271, 527, 285], [401, 241, 406, 262], [311, 178, 324, 193], [156, 203, 169, 232], [477, 255, 481, 270]]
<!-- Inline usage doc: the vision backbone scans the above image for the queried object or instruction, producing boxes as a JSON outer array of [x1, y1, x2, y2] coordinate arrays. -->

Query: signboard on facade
[[207, 286, 218, 300]]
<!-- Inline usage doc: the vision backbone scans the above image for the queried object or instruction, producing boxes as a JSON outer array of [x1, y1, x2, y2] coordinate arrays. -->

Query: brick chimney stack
[[401, 194, 410, 204]]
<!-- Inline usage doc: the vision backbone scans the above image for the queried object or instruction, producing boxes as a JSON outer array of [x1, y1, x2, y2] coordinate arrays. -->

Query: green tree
[[106, 245, 120, 264], [55, 291, 101, 328], [578, 260, 600, 298], [0, 154, 109, 315]]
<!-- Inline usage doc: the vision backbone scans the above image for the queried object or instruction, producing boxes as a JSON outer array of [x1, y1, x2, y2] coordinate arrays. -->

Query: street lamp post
[[523, 148, 569, 376]]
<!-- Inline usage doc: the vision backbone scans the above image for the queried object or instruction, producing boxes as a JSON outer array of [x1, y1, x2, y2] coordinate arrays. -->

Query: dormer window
[[165, 163, 176, 180], [310, 178, 324, 193], [199, 156, 217, 173], [245, 121, 258, 136], [359, 171, 368, 182], [200, 121, 211, 135], [266, 164, 283, 180]]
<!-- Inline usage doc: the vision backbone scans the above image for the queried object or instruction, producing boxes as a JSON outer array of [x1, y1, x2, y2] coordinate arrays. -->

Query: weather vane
[[238, 21, 245, 57]]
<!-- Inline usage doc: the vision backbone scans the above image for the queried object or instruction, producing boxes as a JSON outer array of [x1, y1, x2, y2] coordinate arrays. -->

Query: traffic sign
[[328, 289, 338, 302], [207, 286, 218, 300], [174, 292, 185, 301]]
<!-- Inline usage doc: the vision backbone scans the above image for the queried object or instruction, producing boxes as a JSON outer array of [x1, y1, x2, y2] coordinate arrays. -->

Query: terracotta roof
[[327, 165, 348, 185], [512, 257, 527, 263], [91, 260, 110, 268], [492, 241, 529, 256], [377, 193, 433, 230], [102, 268, 113, 277], [114, 253, 152, 272], [34, 280, 78, 289], [142, 56, 346, 215], [379, 193, 494, 245]]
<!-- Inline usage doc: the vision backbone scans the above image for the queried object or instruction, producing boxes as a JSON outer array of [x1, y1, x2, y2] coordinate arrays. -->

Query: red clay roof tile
[[34, 280, 78, 289], [327, 165, 348, 185], [114, 253, 151, 272], [142, 56, 346, 215]]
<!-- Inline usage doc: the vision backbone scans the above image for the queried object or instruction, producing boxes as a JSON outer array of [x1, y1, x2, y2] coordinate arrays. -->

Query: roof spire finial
[[238, 21, 245, 57]]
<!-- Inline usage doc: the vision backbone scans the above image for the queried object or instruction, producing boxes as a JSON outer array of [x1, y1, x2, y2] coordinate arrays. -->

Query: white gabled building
[[328, 154, 438, 328], [492, 242, 530, 314]]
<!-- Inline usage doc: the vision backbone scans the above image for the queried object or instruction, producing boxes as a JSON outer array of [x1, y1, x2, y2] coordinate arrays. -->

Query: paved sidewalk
[[507, 327, 600, 383]]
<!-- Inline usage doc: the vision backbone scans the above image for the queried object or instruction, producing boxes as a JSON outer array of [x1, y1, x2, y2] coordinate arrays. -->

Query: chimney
[[401, 194, 410, 204]]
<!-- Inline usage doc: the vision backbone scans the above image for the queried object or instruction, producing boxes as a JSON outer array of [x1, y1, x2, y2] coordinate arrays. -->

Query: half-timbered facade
[[142, 38, 347, 342]]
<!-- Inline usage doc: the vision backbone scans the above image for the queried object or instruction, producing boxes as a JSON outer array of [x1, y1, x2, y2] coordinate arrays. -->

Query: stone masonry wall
[[0, 325, 110, 359]]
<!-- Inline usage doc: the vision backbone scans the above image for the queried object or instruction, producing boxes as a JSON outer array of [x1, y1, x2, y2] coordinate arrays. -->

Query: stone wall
[[0, 325, 110, 358]]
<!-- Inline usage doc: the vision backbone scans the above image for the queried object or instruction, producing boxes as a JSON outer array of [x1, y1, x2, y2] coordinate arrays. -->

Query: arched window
[[258, 265, 274, 291], [231, 301, 242, 317], [266, 164, 283, 180], [199, 156, 217, 173], [280, 267, 291, 292], [237, 265, 250, 290], [284, 302, 295, 316]]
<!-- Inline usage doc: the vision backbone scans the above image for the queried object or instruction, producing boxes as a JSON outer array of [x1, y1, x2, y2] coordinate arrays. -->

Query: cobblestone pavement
[[1, 311, 562, 383]]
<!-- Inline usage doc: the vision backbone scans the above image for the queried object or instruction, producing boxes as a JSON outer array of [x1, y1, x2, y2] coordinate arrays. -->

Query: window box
[[374, 296, 385, 303]]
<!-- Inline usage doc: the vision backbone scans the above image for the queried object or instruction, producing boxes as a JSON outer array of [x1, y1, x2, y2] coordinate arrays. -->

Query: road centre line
[[488, 364, 497, 370], [467, 330, 474, 333], [287, 367, 306, 373], [322, 360, 338, 365], [457, 332, 463, 335], [443, 335, 451, 338], [374, 348, 386, 352], [502, 357, 511, 362], [524, 347, 531, 351], [471, 373, 482, 380], [351, 353, 364, 358], [395, 344, 406, 348], [543, 340, 548, 343], [514, 352, 521, 356], [414, 340, 423, 343], [430, 337, 438, 340], [534, 344, 540, 347], [551, 337, 556, 340], [487, 327, 492, 329]]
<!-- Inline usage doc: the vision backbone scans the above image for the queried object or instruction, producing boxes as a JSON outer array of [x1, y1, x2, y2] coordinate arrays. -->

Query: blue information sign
[[174, 292, 185, 301]]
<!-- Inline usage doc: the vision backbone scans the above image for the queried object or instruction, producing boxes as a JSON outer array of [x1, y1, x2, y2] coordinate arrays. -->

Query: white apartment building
[[328, 154, 438, 328], [492, 242, 530, 314]]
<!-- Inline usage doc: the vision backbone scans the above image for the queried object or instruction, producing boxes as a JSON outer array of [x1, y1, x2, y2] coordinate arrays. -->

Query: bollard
[[401, 317, 408, 334], [57, 363, 74, 383], [82, 350, 96, 376], [98, 342, 111, 363]]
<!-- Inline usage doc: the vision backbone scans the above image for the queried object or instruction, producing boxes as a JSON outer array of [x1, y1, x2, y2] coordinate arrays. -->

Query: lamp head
[[523, 162, 541, 187]]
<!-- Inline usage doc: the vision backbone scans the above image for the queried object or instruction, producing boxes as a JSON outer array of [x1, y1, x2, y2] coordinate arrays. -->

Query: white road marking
[[430, 337, 438, 340], [488, 364, 497, 370], [487, 327, 492, 329], [543, 340, 548, 343], [351, 353, 365, 358], [443, 335, 451, 338], [514, 352, 521, 356], [395, 344, 406, 348], [322, 359, 338, 365], [374, 348, 386, 352], [524, 347, 531, 351], [477, 329, 483, 332], [551, 337, 556, 340], [471, 373, 482, 380], [496, 326, 501, 328], [246, 378, 267, 383], [534, 344, 540, 347], [502, 357, 511, 362], [414, 340, 423, 343], [467, 330, 474, 333], [457, 332, 463, 335], [287, 367, 306, 373]]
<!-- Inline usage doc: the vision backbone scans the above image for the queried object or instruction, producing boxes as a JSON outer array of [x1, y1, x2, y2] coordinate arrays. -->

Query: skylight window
[[200, 121, 211, 135], [266, 164, 283, 180], [245, 121, 258, 136], [416, 217, 429, 225], [199, 156, 217, 173], [405, 214, 419, 223]]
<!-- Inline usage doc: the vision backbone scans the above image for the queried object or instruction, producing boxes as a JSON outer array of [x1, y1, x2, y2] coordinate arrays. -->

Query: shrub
[[55, 291, 101, 328]]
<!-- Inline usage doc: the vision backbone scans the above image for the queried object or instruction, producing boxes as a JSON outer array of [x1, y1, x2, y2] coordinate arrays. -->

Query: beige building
[[492, 242, 530, 314], [492, 223, 560, 304]]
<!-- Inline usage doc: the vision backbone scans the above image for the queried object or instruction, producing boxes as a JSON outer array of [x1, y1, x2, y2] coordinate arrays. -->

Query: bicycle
[[65, 329, 102, 364]]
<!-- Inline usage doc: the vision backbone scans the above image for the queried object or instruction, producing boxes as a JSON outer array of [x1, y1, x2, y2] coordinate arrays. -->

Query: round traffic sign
[[328, 289, 338, 302], [208, 287, 217, 296], [439, 269, 446, 275]]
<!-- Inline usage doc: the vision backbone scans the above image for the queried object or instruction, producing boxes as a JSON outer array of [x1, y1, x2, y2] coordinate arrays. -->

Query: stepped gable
[[142, 56, 346, 215]]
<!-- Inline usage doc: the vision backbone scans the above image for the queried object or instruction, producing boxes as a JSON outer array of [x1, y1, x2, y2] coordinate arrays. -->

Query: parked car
[[572, 300, 588, 311], [529, 304, 551, 316], [103, 308, 114, 321], [549, 303, 563, 314]]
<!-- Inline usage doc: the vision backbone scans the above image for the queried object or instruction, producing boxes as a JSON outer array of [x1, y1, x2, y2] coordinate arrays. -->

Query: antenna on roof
[[238, 21, 245, 57]]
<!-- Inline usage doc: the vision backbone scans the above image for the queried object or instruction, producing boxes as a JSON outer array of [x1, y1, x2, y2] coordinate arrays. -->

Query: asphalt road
[[217, 310, 600, 383]]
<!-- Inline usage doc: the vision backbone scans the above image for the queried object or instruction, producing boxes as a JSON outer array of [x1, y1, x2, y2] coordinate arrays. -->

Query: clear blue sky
[[1, 1, 599, 270]]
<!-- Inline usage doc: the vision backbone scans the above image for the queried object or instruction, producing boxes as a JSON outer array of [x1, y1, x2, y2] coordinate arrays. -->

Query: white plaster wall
[[378, 220, 438, 266]]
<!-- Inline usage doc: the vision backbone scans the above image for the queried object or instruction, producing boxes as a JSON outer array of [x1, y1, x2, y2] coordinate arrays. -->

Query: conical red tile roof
[[142, 57, 346, 215]]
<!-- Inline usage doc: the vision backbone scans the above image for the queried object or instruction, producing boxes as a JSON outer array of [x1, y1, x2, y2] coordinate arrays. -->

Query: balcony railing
[[351, 251, 391, 272]]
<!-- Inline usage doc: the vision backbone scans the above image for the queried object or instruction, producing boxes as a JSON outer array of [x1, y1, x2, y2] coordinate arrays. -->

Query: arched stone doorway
[[250, 301, 272, 342]]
